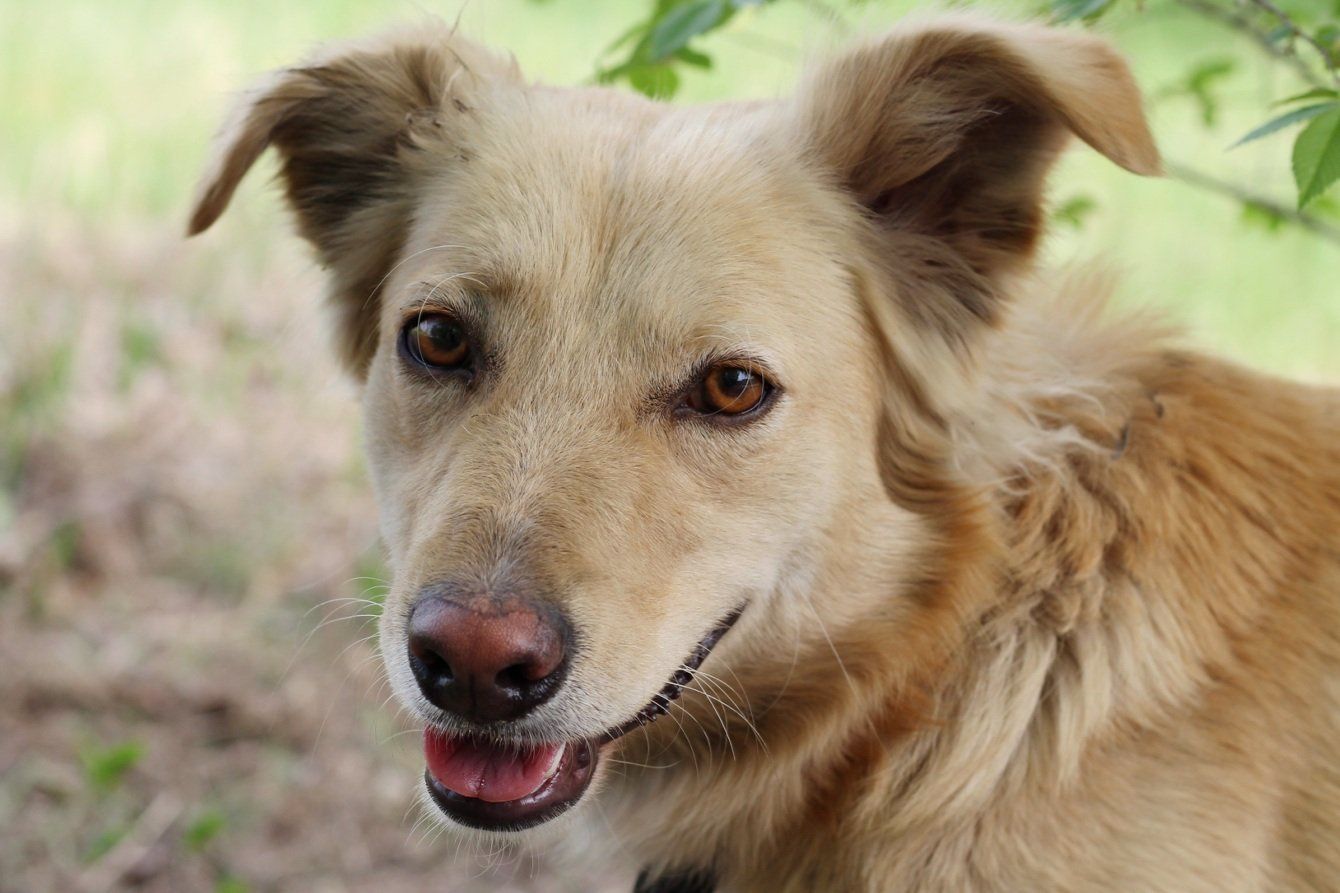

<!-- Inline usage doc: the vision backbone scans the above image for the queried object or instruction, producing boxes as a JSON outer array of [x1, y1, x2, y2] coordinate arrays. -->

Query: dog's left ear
[[796, 19, 1159, 336]]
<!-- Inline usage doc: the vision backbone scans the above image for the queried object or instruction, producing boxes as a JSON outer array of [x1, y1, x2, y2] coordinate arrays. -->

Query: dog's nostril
[[408, 630, 455, 681], [415, 646, 454, 683], [495, 662, 533, 692]]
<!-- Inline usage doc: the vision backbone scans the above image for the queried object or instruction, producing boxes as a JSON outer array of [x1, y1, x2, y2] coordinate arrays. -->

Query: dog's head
[[190, 17, 1156, 836]]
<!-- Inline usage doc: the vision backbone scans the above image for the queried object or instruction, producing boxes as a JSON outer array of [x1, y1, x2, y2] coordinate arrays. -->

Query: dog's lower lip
[[424, 738, 597, 831], [421, 604, 745, 831]]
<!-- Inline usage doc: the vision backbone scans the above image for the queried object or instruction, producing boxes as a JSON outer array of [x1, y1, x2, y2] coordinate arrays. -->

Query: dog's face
[[359, 95, 890, 828], [191, 18, 1156, 836]]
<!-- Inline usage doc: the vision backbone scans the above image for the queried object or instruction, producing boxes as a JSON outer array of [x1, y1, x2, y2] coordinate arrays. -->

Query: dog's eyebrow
[[410, 274, 481, 297], [405, 266, 520, 302], [399, 276, 494, 315]]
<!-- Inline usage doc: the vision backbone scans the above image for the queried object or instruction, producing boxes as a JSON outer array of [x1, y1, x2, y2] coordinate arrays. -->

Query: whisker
[[690, 669, 767, 752]]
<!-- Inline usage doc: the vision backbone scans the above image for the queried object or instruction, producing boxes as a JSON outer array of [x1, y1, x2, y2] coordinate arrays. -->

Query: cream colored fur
[[190, 15, 1340, 891]]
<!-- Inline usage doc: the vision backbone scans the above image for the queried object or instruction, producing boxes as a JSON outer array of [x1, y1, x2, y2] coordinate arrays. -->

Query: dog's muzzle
[[418, 605, 745, 831]]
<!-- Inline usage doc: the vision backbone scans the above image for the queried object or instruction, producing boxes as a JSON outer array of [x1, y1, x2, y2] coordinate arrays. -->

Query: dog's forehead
[[399, 92, 837, 350]]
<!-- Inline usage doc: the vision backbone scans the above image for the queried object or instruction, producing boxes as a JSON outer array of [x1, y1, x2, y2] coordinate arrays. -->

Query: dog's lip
[[421, 605, 745, 831], [598, 605, 745, 743]]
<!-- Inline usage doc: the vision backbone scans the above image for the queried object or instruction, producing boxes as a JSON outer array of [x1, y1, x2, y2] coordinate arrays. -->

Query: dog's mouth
[[423, 732, 597, 831], [422, 606, 744, 831]]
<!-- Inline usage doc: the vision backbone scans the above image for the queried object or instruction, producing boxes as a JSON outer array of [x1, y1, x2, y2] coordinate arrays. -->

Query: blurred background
[[1, 1, 1337, 891]]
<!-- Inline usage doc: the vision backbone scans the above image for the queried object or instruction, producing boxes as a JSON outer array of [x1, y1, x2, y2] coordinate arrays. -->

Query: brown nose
[[406, 589, 569, 724]]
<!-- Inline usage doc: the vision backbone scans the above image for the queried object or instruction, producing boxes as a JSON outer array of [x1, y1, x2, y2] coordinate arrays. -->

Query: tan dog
[[189, 15, 1340, 892]]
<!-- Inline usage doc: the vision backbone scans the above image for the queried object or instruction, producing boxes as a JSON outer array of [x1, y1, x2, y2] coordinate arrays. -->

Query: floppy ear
[[797, 18, 1159, 340], [187, 23, 521, 377]]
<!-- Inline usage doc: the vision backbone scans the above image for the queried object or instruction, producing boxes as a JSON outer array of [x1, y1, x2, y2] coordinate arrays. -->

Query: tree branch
[[1173, 0, 1328, 88], [1243, 0, 1340, 84], [1165, 160, 1340, 246]]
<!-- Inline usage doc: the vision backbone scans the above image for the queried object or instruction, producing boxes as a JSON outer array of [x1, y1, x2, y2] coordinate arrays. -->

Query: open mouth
[[422, 606, 744, 831]]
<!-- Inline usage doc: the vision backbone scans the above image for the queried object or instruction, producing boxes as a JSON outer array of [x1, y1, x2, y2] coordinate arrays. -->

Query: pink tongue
[[424, 729, 563, 804]]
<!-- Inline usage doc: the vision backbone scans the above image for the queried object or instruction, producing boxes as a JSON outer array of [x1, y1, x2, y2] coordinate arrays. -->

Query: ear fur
[[187, 22, 521, 377], [797, 17, 1159, 338]]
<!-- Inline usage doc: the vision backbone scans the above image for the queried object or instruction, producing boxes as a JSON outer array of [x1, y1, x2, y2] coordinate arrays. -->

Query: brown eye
[[403, 314, 470, 370], [686, 364, 772, 417]]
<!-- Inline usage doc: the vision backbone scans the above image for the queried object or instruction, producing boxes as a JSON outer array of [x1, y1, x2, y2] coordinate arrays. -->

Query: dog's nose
[[406, 590, 569, 724]]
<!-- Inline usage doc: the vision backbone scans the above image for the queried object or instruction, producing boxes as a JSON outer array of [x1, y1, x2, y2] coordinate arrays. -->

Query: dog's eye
[[685, 364, 772, 417], [403, 314, 471, 370]]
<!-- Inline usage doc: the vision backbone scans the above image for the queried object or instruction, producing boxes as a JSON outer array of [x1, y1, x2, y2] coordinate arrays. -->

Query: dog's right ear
[[188, 23, 521, 377]]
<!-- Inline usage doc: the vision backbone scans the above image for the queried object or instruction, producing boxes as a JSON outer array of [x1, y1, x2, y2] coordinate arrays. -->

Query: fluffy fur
[[190, 15, 1340, 891]]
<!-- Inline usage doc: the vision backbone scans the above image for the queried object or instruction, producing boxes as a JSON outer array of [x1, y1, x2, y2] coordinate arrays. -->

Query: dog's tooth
[[542, 745, 564, 780]]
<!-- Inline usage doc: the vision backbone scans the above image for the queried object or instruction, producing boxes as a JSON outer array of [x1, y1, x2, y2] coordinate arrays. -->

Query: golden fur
[[190, 15, 1340, 891]]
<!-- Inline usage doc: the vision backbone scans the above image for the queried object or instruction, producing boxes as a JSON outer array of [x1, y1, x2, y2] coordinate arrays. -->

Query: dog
[[188, 15, 1340, 891]]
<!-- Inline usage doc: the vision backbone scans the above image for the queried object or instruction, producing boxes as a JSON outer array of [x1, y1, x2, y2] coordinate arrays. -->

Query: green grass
[[79, 740, 145, 792], [2, 0, 1336, 379]]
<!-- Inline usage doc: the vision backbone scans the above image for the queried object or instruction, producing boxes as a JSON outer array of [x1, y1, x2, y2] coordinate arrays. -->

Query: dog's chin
[[418, 605, 745, 832]]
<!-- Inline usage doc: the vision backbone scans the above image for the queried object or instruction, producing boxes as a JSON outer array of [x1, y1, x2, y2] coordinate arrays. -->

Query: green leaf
[[627, 63, 681, 98], [214, 877, 250, 893], [1051, 0, 1115, 24], [1315, 24, 1340, 56], [647, 0, 729, 62], [603, 21, 651, 57], [80, 741, 145, 792], [1233, 102, 1339, 147], [1185, 57, 1235, 126], [1265, 24, 1293, 43], [1187, 57, 1235, 89], [675, 47, 713, 68], [1239, 201, 1287, 232], [1053, 195, 1098, 228], [594, 61, 633, 86], [1293, 105, 1340, 206], [1274, 87, 1339, 107], [1308, 191, 1340, 219]]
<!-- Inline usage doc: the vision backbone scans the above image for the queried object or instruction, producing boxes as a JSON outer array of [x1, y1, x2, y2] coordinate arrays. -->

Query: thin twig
[[1243, 0, 1340, 84], [1174, 0, 1327, 88], [77, 793, 184, 893], [1166, 160, 1340, 246]]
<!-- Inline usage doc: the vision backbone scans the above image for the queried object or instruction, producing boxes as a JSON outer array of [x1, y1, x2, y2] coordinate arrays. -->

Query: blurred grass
[[0, 2, 1336, 891]]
